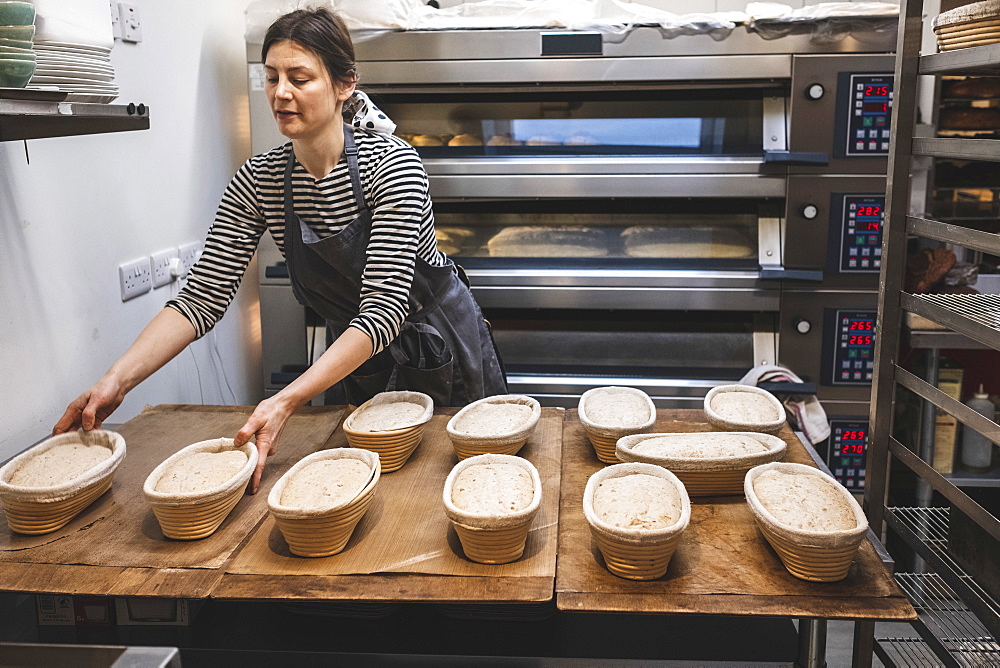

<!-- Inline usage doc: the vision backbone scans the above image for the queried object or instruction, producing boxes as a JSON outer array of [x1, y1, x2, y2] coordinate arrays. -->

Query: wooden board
[[0, 405, 344, 573], [214, 407, 562, 602], [556, 409, 917, 621]]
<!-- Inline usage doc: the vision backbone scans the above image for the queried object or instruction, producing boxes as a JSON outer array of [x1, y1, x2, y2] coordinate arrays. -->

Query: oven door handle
[[758, 381, 818, 395], [758, 268, 824, 282], [762, 150, 829, 165]]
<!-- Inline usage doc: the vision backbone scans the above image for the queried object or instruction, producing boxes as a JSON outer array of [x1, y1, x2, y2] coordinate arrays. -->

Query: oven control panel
[[837, 73, 894, 157], [822, 309, 877, 386], [832, 193, 885, 273], [828, 420, 869, 491]]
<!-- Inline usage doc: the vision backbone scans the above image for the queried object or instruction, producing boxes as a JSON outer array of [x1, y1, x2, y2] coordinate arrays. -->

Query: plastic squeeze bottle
[[960, 384, 996, 473]]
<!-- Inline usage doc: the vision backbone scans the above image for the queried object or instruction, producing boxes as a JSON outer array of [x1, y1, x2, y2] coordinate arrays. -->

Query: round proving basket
[[703, 384, 786, 434], [268, 448, 381, 558], [933, 1, 1000, 50], [0, 429, 126, 535], [583, 463, 690, 581], [342, 391, 433, 473], [745, 462, 868, 582], [443, 454, 542, 564], [578, 386, 656, 464], [446, 394, 541, 460], [616, 431, 786, 496], [143, 438, 257, 541]]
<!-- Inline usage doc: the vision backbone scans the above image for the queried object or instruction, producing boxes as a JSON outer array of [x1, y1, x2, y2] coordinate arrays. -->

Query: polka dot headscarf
[[344, 90, 396, 135]]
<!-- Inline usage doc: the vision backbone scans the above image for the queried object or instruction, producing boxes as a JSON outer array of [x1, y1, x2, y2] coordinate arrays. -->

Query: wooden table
[[556, 409, 917, 622]]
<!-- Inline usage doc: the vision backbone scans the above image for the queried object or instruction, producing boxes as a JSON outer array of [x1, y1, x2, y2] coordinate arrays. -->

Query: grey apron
[[282, 125, 507, 407]]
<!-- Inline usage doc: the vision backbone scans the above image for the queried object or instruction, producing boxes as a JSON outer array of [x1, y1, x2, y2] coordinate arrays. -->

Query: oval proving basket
[[446, 394, 541, 460], [616, 431, 786, 496], [0, 429, 126, 535], [745, 462, 868, 582], [342, 391, 433, 472], [443, 454, 542, 564], [583, 463, 691, 580], [143, 438, 257, 540], [578, 386, 656, 464], [703, 384, 786, 434], [268, 448, 380, 558]]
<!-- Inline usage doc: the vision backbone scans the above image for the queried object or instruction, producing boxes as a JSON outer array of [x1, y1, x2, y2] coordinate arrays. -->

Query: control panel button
[[800, 204, 819, 220], [806, 83, 825, 100], [795, 318, 812, 335]]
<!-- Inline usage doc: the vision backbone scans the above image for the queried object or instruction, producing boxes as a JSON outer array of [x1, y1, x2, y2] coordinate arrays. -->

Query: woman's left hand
[[234, 396, 294, 495]]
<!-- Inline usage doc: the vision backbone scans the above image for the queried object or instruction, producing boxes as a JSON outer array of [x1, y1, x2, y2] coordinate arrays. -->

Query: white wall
[[0, 0, 262, 461]]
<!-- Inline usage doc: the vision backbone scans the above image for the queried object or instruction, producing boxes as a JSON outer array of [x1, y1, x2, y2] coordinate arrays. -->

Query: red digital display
[[843, 430, 867, 440], [849, 335, 873, 346], [863, 102, 888, 113], [841, 442, 866, 454], [860, 221, 880, 231], [865, 86, 890, 96], [848, 320, 874, 331], [857, 206, 881, 217]]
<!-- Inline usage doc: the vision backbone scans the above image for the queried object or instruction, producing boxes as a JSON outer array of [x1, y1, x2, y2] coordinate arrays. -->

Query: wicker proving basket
[[342, 391, 434, 472], [143, 438, 257, 541], [703, 384, 786, 434], [616, 431, 786, 496], [443, 453, 542, 564], [446, 394, 541, 460], [583, 463, 691, 580], [745, 462, 868, 582], [578, 386, 657, 464], [0, 429, 126, 535], [933, 1, 1000, 51], [268, 448, 380, 558]]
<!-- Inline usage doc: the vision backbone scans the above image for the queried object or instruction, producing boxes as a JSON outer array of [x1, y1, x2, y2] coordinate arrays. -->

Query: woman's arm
[[53, 308, 197, 433], [234, 327, 373, 493]]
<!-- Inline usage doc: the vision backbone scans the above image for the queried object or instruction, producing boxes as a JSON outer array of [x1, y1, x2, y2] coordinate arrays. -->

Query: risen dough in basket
[[453, 403, 533, 437], [8, 443, 112, 487], [710, 392, 780, 423], [753, 469, 858, 531], [351, 401, 426, 432], [280, 458, 372, 509], [154, 450, 248, 494], [633, 433, 767, 458], [451, 460, 534, 515], [593, 473, 682, 530]]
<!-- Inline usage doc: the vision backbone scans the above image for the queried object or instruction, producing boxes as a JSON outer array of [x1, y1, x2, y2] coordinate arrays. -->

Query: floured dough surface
[[452, 462, 533, 515], [280, 458, 371, 509], [454, 403, 532, 436], [633, 433, 767, 458], [351, 401, 425, 432], [9, 443, 112, 487], [155, 450, 247, 494], [593, 474, 681, 530], [711, 392, 780, 423], [584, 389, 651, 427], [754, 469, 857, 531]]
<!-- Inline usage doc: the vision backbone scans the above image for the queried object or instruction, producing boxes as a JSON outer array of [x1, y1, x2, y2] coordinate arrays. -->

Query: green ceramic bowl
[[0, 2, 35, 26], [0, 37, 30, 49], [0, 57, 34, 87], [0, 24, 34, 40]]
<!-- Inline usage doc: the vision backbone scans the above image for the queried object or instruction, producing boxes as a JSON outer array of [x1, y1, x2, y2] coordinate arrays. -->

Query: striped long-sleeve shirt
[[166, 130, 447, 357]]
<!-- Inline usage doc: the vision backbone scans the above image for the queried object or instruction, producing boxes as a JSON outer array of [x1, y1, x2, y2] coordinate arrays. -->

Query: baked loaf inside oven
[[487, 226, 608, 257], [350, 401, 427, 432], [905, 248, 957, 293], [487, 134, 522, 146], [621, 226, 754, 259], [280, 457, 372, 509], [7, 442, 112, 487], [592, 473, 683, 530], [410, 134, 445, 147], [942, 77, 1000, 99], [450, 459, 534, 515], [154, 450, 248, 494], [752, 467, 858, 531], [448, 133, 482, 146], [939, 107, 1000, 130]]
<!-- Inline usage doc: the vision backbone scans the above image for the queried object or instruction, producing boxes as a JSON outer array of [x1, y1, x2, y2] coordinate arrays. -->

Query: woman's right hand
[[52, 374, 127, 435]]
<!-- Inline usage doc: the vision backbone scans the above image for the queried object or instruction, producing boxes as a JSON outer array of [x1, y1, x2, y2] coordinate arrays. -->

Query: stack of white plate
[[29, 39, 117, 103]]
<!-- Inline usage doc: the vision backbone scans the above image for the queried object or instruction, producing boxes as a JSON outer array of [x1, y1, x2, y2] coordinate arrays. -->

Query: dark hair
[[261, 8, 356, 88]]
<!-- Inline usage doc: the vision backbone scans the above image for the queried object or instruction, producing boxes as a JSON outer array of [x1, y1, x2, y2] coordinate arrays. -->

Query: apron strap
[[283, 148, 322, 244], [343, 123, 368, 215]]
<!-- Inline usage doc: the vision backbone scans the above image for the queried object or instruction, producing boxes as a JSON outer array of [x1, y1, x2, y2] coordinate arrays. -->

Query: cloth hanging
[[343, 90, 397, 135], [739, 364, 831, 445]]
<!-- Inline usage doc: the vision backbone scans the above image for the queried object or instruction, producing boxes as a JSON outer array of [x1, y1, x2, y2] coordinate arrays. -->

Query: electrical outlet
[[110, 0, 122, 40], [118, 2, 142, 43], [177, 241, 203, 277], [150, 248, 179, 288], [119, 257, 152, 301]]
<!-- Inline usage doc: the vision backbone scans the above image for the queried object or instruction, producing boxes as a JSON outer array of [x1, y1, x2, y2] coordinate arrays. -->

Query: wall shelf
[[0, 99, 149, 142]]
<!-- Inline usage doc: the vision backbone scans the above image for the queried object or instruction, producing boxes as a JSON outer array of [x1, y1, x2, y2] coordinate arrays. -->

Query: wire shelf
[[887, 507, 1000, 641], [896, 573, 1000, 667], [902, 293, 1000, 352], [875, 637, 948, 667]]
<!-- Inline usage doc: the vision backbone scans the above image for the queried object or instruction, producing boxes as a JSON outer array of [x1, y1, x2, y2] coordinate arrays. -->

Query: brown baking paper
[[225, 408, 562, 577], [0, 405, 344, 570]]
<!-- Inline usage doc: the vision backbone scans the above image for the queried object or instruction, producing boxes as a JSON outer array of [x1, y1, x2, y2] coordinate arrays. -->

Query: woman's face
[[264, 40, 354, 141]]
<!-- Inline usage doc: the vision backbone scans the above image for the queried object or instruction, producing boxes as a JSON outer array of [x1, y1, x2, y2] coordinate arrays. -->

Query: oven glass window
[[378, 92, 764, 157]]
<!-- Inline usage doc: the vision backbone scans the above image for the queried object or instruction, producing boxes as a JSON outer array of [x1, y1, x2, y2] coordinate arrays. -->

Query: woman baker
[[53, 8, 507, 493]]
